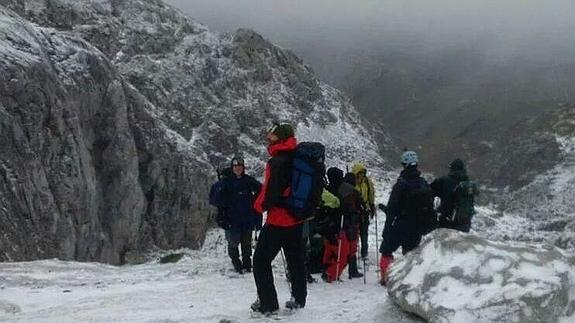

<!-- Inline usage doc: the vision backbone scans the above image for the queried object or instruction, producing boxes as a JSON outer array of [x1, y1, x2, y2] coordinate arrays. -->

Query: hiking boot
[[379, 278, 387, 286], [306, 273, 317, 284], [232, 259, 244, 274], [379, 255, 393, 286], [349, 271, 364, 279], [251, 300, 278, 315], [243, 258, 252, 272], [250, 300, 260, 312], [285, 298, 304, 310], [348, 256, 364, 279]]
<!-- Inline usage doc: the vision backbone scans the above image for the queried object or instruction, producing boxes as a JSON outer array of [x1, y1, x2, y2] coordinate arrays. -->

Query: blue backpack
[[287, 142, 326, 220]]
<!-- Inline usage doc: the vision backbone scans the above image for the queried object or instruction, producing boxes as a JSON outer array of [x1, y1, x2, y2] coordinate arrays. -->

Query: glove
[[216, 218, 231, 230]]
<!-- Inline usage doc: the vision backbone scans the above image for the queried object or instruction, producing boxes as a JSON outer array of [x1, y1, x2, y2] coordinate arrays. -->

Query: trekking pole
[[335, 214, 345, 282], [363, 257, 367, 283], [375, 207, 379, 273]]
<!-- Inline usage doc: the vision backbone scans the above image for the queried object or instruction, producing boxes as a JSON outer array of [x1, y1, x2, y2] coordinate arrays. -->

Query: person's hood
[[351, 163, 367, 175], [268, 137, 297, 157], [327, 167, 344, 189], [343, 172, 356, 186], [400, 165, 421, 179]]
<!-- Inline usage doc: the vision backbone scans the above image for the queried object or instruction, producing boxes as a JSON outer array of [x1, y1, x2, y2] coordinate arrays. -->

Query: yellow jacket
[[351, 163, 375, 206]]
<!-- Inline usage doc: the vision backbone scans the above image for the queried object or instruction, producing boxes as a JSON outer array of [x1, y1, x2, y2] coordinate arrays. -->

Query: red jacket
[[254, 137, 302, 227]]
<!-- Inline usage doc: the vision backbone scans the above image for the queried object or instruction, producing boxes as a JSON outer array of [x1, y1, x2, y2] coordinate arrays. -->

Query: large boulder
[[387, 229, 575, 323]]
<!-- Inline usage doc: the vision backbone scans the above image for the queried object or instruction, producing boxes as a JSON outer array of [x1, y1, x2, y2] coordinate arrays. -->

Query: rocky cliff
[[2, 0, 388, 168], [0, 0, 390, 264], [0, 5, 213, 264]]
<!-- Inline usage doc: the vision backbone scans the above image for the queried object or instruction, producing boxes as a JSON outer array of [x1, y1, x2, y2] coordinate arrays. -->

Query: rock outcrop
[[387, 229, 575, 323], [0, 5, 211, 264], [0, 0, 390, 264], [2, 0, 387, 168]]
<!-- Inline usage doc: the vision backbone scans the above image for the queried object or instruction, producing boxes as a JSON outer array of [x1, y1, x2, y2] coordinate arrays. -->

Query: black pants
[[359, 217, 369, 258], [226, 230, 252, 268], [439, 217, 471, 233], [253, 223, 307, 312], [379, 219, 422, 256]]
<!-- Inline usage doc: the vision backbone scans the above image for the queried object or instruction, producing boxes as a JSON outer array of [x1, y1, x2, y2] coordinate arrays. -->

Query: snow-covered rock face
[[387, 229, 575, 323], [491, 104, 575, 250], [3, 0, 390, 172], [0, 5, 213, 264], [0, 0, 392, 264]]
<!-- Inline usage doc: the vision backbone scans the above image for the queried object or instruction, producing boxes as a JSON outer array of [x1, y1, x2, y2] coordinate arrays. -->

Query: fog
[[166, 0, 575, 67], [165, 0, 575, 184]]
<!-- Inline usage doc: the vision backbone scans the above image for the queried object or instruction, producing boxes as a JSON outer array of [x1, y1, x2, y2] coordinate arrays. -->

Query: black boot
[[348, 256, 363, 279], [306, 272, 317, 283], [285, 297, 305, 310], [232, 258, 244, 274], [243, 257, 252, 273]]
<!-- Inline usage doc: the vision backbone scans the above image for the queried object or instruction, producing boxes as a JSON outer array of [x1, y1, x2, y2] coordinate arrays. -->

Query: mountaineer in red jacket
[[250, 123, 307, 315]]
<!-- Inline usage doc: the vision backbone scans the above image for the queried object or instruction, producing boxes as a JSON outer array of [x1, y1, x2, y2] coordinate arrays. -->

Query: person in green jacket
[[430, 159, 479, 233], [290, 188, 341, 283], [351, 163, 376, 259]]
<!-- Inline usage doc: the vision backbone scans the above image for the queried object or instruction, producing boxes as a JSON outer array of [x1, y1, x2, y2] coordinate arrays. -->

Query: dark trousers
[[379, 220, 422, 256], [226, 230, 252, 268], [439, 217, 471, 233], [359, 218, 369, 258], [253, 223, 307, 312]]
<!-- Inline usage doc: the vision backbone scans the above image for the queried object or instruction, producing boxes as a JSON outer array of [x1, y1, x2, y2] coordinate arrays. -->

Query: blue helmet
[[401, 151, 418, 166]]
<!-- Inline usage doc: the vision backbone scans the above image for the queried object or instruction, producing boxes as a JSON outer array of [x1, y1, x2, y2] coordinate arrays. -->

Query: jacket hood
[[327, 167, 344, 192], [268, 137, 297, 157], [351, 163, 367, 175], [400, 165, 421, 179], [343, 172, 356, 186]]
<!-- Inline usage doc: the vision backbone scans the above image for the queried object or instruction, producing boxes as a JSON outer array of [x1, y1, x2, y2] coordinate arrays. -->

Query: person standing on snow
[[351, 163, 376, 260], [251, 123, 307, 315], [379, 151, 437, 285], [431, 158, 479, 233], [209, 157, 262, 274], [322, 167, 364, 282], [308, 188, 340, 274], [286, 187, 340, 285]]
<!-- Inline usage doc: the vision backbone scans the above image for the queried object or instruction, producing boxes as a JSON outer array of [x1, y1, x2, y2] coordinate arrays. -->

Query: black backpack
[[403, 181, 437, 234], [287, 142, 326, 220], [451, 181, 479, 224]]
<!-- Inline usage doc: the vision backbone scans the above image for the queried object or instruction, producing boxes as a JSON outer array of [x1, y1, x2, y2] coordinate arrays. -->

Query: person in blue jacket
[[210, 157, 262, 273]]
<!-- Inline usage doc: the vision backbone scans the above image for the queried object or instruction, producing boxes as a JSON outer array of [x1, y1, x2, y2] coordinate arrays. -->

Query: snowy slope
[[0, 229, 419, 323]]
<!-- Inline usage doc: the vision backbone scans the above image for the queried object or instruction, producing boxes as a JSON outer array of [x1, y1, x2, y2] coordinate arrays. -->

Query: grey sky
[[166, 0, 575, 65]]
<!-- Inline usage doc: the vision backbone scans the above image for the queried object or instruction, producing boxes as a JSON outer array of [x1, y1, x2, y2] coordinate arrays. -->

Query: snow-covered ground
[[1, 166, 566, 323], [0, 229, 419, 323]]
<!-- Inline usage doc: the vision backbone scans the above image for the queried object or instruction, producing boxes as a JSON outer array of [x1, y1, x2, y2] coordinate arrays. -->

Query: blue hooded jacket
[[209, 163, 262, 233]]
